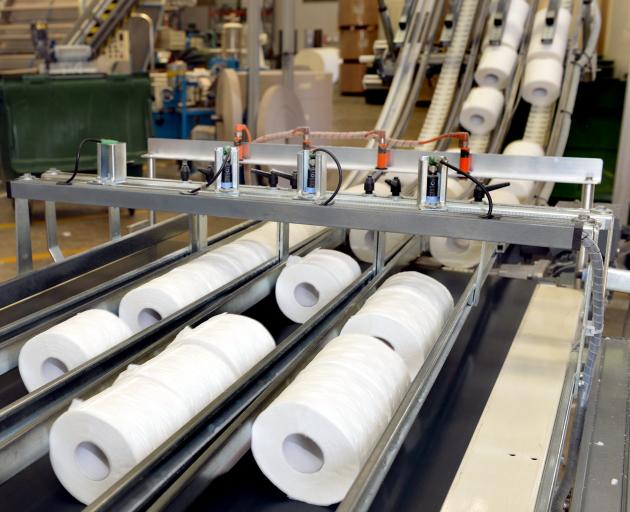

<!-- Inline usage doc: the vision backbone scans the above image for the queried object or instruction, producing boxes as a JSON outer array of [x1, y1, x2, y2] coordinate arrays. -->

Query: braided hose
[[417, 0, 480, 150], [551, 233, 604, 511]]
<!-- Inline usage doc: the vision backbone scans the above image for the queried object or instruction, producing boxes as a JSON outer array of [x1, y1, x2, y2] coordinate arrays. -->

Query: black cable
[[311, 147, 342, 206], [186, 152, 230, 194], [440, 158, 494, 219], [63, 138, 101, 185]]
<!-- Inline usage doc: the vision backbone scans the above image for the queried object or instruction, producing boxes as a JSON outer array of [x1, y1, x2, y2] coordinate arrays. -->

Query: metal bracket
[[488, 0, 511, 46], [188, 214, 208, 253], [277, 222, 290, 261], [44, 201, 64, 262], [372, 231, 386, 274], [469, 241, 495, 306], [14, 198, 33, 274], [108, 207, 122, 240], [541, 0, 560, 44]]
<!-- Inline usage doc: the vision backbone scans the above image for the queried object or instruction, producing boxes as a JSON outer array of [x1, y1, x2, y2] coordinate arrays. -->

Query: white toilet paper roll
[[195, 251, 244, 281], [348, 229, 409, 263], [501, 0, 529, 50], [275, 251, 360, 323], [50, 376, 192, 504], [306, 249, 361, 284], [50, 313, 275, 504], [252, 334, 409, 506], [241, 223, 326, 252], [430, 237, 483, 269], [118, 271, 210, 333], [521, 57, 563, 106], [19, 310, 132, 392], [171, 313, 275, 375], [527, 8, 571, 62], [503, 139, 545, 157], [380, 272, 454, 315], [475, 45, 517, 89], [459, 87, 505, 135]]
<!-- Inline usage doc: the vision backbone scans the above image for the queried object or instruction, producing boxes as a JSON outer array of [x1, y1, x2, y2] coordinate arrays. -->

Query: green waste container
[[0, 74, 153, 180]]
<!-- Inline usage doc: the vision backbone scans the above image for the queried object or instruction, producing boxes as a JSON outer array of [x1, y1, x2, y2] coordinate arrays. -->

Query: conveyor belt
[[178, 273, 535, 511]]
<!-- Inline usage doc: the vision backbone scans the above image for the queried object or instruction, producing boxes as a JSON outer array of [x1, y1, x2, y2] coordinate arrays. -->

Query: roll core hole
[[75, 441, 111, 481], [138, 308, 162, 329], [470, 114, 485, 126], [485, 73, 499, 85], [283, 433, 324, 473], [294, 283, 320, 307], [41, 357, 68, 380], [532, 87, 547, 98]]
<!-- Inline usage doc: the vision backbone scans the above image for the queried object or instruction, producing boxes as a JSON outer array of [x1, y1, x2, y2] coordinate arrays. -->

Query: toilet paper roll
[[241, 223, 326, 253], [521, 57, 563, 106], [501, 0, 530, 50], [19, 310, 132, 392], [50, 375, 192, 504], [380, 271, 454, 314], [195, 251, 244, 281], [475, 45, 517, 89], [527, 8, 571, 62], [115, 344, 237, 416], [252, 334, 409, 506], [503, 139, 545, 157], [430, 237, 483, 269], [50, 313, 275, 504], [172, 313, 276, 375], [305, 249, 361, 284], [119, 271, 211, 333], [275, 251, 359, 323], [460, 87, 505, 135]]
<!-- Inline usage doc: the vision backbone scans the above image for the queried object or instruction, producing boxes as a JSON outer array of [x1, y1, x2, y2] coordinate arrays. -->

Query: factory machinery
[[0, 0, 626, 511]]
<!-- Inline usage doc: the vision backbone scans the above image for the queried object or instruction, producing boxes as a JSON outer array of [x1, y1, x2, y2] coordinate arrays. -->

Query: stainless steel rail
[[0, 229, 343, 486]]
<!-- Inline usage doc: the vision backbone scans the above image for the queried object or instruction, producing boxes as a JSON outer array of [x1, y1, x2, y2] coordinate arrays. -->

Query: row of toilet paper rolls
[[253, 271, 454, 505], [461, 5, 571, 136], [49, 313, 276, 504], [18, 223, 325, 392], [48, 269, 453, 506]]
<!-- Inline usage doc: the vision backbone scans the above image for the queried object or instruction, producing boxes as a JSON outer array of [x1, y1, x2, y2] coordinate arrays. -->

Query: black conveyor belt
[[184, 273, 535, 511]]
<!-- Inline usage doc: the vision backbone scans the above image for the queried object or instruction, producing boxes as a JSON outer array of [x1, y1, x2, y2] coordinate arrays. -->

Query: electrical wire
[[187, 152, 230, 194], [63, 138, 102, 185], [440, 158, 493, 219], [311, 147, 342, 206]]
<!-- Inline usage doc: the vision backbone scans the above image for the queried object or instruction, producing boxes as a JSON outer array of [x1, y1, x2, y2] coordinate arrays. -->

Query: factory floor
[[0, 91, 627, 336]]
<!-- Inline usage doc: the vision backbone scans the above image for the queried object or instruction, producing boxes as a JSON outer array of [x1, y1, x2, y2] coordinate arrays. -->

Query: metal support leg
[[372, 231, 386, 274], [278, 222, 290, 261], [470, 241, 494, 306], [108, 207, 121, 240], [45, 201, 64, 262], [148, 157, 157, 225], [247, 0, 261, 137], [14, 198, 33, 274], [189, 215, 208, 253]]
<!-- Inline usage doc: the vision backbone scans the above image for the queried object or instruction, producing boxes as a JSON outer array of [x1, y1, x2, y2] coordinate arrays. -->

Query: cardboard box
[[340, 62, 366, 94], [339, 26, 378, 59], [338, 0, 379, 28]]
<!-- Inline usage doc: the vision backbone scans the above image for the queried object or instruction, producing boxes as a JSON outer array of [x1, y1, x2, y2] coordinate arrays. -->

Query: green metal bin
[[0, 74, 152, 180]]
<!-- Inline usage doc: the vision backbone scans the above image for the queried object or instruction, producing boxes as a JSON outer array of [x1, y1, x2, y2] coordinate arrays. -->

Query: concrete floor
[[0, 89, 627, 336]]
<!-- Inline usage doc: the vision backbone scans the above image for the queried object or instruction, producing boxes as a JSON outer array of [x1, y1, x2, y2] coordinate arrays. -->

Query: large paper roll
[[521, 57, 563, 106], [459, 86, 505, 135], [527, 8, 571, 62], [275, 249, 360, 323], [501, 0, 530, 50], [19, 310, 132, 392], [294, 48, 341, 83], [50, 313, 275, 504], [252, 334, 409, 506], [475, 45, 517, 89]]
